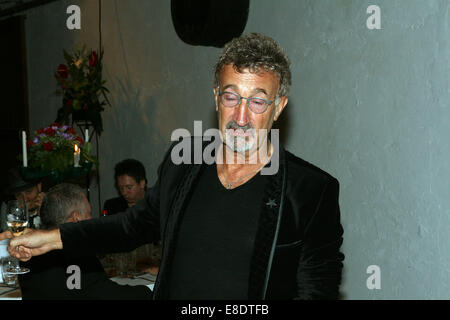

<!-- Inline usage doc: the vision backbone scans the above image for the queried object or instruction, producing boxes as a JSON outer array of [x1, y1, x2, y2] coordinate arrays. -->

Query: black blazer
[[18, 251, 152, 300], [60, 139, 344, 299]]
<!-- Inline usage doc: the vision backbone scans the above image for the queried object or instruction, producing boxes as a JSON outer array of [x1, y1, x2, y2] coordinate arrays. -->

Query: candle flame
[[74, 144, 79, 152]]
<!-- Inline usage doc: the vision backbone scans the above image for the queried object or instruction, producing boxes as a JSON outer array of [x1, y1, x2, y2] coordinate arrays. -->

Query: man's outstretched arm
[[3, 143, 173, 262], [3, 175, 161, 261]]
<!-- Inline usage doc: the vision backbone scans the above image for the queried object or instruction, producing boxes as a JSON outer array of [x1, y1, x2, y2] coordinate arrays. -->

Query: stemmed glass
[[4, 198, 30, 274]]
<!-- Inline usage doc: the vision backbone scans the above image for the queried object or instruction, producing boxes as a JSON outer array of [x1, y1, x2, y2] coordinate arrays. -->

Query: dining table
[[0, 272, 155, 300], [0, 284, 21, 300]]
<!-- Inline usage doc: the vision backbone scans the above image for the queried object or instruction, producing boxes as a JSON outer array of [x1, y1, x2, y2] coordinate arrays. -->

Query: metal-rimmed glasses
[[217, 90, 279, 114]]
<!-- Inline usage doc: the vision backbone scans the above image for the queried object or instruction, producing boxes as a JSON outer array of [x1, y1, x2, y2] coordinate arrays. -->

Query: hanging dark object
[[171, 0, 249, 48]]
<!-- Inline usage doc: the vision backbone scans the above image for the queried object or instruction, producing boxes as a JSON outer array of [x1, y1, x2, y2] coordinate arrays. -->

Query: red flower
[[66, 99, 73, 107], [75, 136, 84, 145], [67, 127, 75, 135], [36, 128, 44, 135], [27, 140, 34, 148], [51, 122, 60, 128], [44, 127, 56, 136], [42, 142, 54, 151], [89, 51, 98, 68], [57, 64, 68, 79]]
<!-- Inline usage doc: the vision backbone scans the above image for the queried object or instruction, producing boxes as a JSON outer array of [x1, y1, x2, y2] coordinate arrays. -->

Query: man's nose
[[233, 99, 250, 126]]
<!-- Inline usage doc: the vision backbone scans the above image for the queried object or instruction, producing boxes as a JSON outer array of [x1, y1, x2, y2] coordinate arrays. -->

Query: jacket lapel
[[248, 147, 286, 299]]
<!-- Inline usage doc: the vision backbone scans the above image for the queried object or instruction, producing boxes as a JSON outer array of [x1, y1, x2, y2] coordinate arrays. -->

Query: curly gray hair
[[214, 33, 292, 97]]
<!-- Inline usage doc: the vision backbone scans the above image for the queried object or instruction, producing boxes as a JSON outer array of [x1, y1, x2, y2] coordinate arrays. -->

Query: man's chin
[[225, 138, 253, 153], [225, 131, 256, 151]]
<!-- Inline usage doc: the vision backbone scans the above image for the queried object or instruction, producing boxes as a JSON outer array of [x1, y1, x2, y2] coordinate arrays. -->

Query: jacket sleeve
[[296, 177, 345, 300], [60, 145, 173, 258]]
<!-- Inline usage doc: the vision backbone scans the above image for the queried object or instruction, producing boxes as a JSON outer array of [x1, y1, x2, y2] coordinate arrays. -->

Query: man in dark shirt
[[103, 159, 147, 215], [4, 33, 344, 300], [102, 159, 160, 275]]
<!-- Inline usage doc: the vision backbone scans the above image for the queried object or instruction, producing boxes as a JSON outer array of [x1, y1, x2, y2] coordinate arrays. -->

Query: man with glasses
[[4, 33, 344, 300]]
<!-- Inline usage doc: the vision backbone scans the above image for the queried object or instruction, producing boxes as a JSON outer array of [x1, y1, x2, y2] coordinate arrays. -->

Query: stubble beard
[[224, 121, 256, 154]]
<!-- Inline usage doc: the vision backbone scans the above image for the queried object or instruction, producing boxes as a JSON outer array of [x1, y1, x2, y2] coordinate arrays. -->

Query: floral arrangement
[[24, 122, 96, 176], [55, 46, 110, 135]]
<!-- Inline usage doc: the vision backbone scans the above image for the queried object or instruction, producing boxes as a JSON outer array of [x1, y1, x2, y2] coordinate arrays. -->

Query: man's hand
[[7, 228, 63, 262]]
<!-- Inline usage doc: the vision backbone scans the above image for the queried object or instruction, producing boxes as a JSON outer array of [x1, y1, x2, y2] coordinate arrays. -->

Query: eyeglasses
[[217, 90, 279, 114]]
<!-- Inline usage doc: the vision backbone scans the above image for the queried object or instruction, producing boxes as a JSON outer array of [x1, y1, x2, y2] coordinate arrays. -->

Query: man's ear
[[274, 96, 288, 121], [139, 179, 146, 189], [67, 211, 81, 223]]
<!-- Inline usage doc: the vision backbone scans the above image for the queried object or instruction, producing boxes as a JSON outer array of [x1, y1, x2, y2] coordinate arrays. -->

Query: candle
[[85, 129, 89, 143], [22, 131, 28, 167], [74, 144, 80, 167]]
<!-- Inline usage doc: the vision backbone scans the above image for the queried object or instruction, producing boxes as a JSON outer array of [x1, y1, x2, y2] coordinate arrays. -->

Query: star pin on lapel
[[266, 198, 277, 208]]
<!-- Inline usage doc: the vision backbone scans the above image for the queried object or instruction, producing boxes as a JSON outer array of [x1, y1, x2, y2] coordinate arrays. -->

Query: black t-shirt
[[167, 164, 268, 299]]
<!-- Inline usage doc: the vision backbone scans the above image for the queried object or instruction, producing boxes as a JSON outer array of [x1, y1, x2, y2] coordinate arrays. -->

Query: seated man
[[103, 159, 147, 215], [102, 159, 161, 276], [18, 183, 152, 300]]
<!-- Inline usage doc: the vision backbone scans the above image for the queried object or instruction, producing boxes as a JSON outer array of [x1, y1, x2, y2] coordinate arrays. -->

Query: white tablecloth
[[110, 273, 155, 291]]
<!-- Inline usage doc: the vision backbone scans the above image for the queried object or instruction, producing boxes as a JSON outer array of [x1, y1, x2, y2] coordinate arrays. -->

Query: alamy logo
[[66, 265, 81, 290], [366, 265, 381, 290], [366, 5, 381, 30], [66, 5, 81, 30]]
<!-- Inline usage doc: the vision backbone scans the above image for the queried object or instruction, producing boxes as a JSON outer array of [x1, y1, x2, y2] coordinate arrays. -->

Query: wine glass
[[5, 199, 30, 274], [1, 257, 19, 286]]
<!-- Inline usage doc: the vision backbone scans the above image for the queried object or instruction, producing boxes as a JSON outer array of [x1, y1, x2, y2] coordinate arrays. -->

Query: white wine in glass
[[5, 199, 30, 274], [6, 220, 28, 237]]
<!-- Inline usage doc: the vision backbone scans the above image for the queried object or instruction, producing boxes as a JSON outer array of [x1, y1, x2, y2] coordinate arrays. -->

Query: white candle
[[85, 129, 89, 143], [74, 144, 80, 167], [22, 131, 28, 167]]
